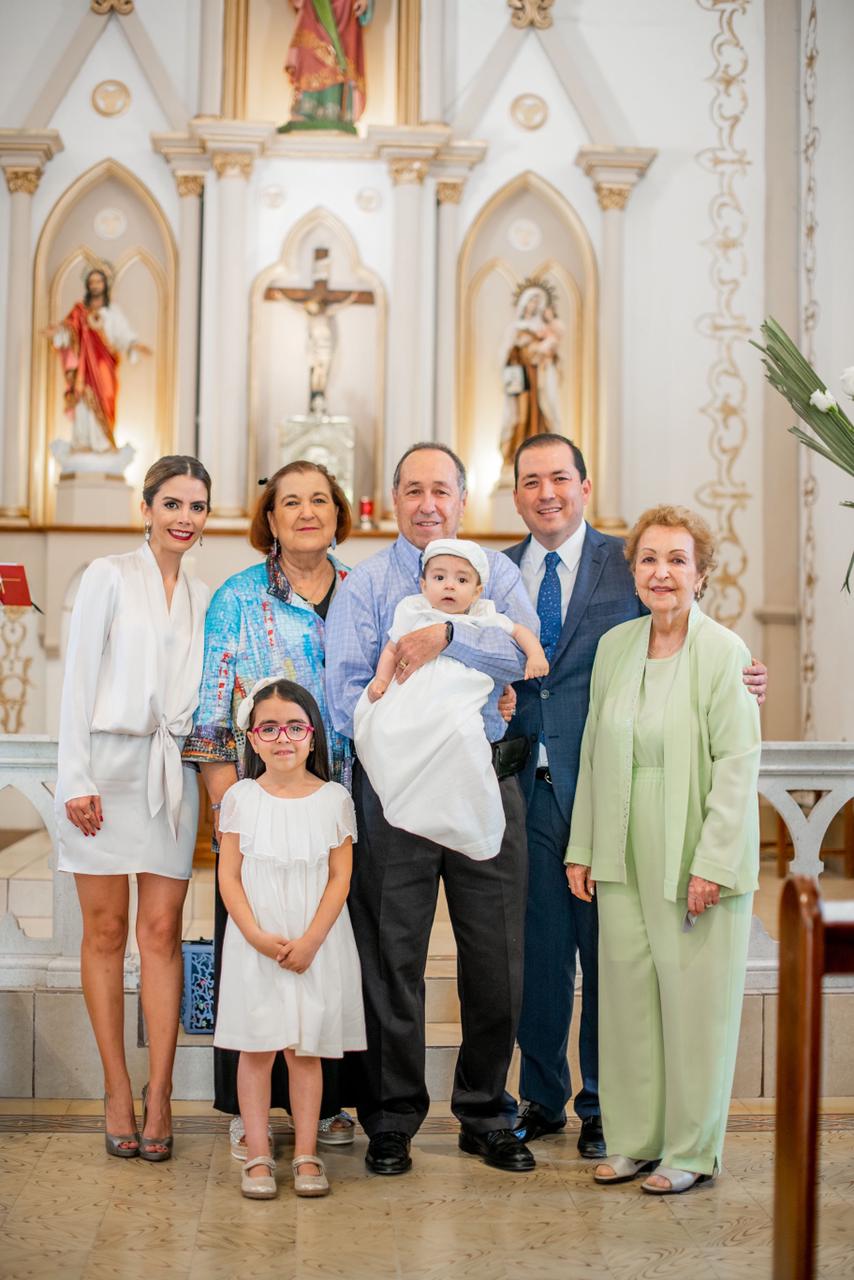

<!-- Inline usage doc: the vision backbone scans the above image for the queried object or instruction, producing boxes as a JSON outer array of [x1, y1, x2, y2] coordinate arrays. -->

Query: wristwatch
[[444, 621, 454, 648]]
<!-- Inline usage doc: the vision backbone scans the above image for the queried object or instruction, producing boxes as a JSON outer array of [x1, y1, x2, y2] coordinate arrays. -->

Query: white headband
[[236, 676, 283, 731], [421, 538, 490, 585]]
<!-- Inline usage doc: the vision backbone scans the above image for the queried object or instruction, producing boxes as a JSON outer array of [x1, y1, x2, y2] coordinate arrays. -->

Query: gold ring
[[398, 660, 408, 670]]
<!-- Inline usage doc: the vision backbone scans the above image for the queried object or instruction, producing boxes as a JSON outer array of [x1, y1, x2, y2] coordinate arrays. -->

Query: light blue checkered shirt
[[326, 534, 539, 742]]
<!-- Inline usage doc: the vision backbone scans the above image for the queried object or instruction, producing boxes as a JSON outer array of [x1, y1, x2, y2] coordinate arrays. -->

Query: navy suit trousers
[[517, 777, 600, 1121]]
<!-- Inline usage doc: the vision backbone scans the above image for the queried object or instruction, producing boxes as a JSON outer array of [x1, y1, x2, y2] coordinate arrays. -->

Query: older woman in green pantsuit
[[566, 505, 760, 1195]]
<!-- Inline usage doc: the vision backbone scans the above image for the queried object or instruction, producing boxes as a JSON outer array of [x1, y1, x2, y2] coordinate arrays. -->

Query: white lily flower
[[810, 388, 838, 412], [840, 367, 854, 398]]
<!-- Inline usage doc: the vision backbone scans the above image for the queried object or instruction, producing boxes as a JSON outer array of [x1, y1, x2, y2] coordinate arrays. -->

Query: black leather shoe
[[514, 1103, 567, 1144], [459, 1128, 536, 1172], [577, 1115, 606, 1160], [365, 1131, 412, 1176]]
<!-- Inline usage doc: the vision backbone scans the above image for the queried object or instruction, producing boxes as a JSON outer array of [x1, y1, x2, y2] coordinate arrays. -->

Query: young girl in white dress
[[215, 677, 366, 1199]]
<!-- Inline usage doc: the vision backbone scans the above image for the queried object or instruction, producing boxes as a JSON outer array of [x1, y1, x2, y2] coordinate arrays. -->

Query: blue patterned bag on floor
[[180, 938, 214, 1034]]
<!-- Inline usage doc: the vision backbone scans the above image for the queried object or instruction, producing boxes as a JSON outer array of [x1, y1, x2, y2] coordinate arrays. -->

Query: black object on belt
[[492, 736, 530, 781], [535, 766, 552, 785]]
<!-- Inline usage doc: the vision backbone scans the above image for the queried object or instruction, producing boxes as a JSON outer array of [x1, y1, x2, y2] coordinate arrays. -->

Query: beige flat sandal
[[642, 1165, 713, 1195], [241, 1155, 277, 1199], [593, 1155, 659, 1185], [292, 1154, 330, 1197]]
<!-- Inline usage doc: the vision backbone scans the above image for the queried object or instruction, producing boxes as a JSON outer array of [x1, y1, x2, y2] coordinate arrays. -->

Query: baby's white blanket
[[354, 595, 513, 860]]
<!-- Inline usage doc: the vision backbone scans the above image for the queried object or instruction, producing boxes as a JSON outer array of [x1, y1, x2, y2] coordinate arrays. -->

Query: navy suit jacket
[[503, 525, 645, 826]]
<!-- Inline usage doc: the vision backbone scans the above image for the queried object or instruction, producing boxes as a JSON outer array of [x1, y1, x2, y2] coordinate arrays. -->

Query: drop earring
[[272, 536, 280, 558], [330, 534, 337, 551], [199, 534, 204, 547], [144, 524, 151, 543]]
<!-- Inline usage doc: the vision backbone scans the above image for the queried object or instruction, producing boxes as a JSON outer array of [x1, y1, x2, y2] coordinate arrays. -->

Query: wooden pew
[[774, 877, 854, 1279]]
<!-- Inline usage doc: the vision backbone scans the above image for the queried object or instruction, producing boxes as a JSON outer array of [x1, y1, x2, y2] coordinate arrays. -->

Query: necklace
[[280, 558, 334, 606]]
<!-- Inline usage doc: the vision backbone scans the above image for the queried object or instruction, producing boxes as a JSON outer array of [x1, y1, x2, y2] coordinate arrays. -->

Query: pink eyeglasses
[[249, 721, 315, 744]]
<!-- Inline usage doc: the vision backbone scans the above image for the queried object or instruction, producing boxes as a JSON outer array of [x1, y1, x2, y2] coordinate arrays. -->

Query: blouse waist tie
[[147, 716, 186, 839]]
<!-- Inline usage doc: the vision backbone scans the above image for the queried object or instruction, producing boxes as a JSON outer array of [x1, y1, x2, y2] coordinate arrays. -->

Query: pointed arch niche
[[456, 172, 598, 530], [249, 208, 386, 512], [30, 160, 176, 524]]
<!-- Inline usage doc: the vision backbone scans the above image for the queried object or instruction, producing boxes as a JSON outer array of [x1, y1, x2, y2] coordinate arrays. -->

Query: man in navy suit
[[504, 433, 766, 1158]]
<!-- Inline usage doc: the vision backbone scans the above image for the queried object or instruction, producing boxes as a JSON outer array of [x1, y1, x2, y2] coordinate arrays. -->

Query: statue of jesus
[[44, 263, 149, 468], [264, 247, 374, 415]]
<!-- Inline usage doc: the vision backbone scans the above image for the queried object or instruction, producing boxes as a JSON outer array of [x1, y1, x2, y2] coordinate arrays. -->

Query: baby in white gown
[[215, 677, 365, 1200], [353, 538, 547, 861]]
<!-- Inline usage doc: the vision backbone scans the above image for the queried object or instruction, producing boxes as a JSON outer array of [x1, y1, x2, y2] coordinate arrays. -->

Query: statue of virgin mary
[[499, 280, 564, 469]]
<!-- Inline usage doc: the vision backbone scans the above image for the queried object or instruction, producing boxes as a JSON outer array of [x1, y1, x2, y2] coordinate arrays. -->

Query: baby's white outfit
[[213, 778, 366, 1056], [354, 594, 514, 861]]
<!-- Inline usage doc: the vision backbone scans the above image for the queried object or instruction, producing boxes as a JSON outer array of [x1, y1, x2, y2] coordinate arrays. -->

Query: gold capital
[[390, 158, 427, 187], [437, 180, 464, 205], [5, 167, 40, 195], [212, 151, 252, 179], [91, 0, 134, 12], [176, 173, 205, 198], [508, 0, 554, 30], [595, 182, 632, 212]]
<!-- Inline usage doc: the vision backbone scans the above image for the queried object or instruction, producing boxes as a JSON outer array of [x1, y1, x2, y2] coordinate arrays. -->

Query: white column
[[198, 0, 225, 116], [434, 178, 464, 447], [385, 157, 428, 492], [596, 189, 627, 531], [174, 173, 205, 456], [420, 0, 446, 122], [210, 151, 252, 517], [575, 146, 656, 530], [1, 167, 40, 518]]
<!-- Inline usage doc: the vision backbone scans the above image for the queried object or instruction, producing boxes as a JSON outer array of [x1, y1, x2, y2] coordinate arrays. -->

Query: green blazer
[[566, 604, 760, 901]]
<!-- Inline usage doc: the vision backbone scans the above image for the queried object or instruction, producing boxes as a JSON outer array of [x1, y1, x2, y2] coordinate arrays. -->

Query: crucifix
[[264, 247, 375, 415]]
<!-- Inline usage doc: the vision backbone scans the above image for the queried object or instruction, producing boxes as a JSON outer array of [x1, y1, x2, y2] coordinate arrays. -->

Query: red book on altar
[[0, 564, 34, 608]]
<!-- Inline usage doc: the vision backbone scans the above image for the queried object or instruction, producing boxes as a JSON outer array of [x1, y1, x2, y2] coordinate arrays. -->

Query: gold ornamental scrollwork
[[4, 167, 41, 195], [0, 607, 33, 735], [212, 151, 253, 180], [91, 0, 134, 12], [389, 158, 427, 186], [694, 0, 752, 631], [595, 183, 632, 212], [437, 180, 464, 205], [176, 173, 205, 198], [800, 0, 819, 736], [508, 0, 554, 30]]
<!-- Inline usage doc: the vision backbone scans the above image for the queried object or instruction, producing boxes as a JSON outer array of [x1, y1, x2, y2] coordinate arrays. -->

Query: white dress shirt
[[520, 520, 588, 766]]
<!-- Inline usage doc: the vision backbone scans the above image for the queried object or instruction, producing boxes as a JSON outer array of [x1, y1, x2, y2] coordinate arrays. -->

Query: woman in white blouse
[[56, 456, 211, 1160]]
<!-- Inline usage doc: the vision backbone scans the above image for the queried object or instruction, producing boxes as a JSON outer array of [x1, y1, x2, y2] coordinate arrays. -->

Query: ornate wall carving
[[0, 609, 33, 734], [508, 0, 554, 30], [694, 0, 752, 629], [5, 168, 41, 195], [800, 1, 819, 738]]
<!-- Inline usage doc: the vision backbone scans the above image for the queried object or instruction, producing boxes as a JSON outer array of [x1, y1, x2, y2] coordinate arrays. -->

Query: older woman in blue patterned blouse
[[183, 460, 356, 1149]]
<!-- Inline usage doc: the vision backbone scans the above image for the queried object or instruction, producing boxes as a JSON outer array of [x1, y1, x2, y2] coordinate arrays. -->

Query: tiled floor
[[0, 1103, 852, 1279]]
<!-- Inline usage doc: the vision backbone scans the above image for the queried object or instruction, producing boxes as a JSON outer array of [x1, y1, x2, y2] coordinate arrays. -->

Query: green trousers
[[596, 767, 753, 1175]]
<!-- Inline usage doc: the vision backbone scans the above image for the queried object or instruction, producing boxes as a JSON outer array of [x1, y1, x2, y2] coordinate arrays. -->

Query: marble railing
[[2, 736, 854, 988]]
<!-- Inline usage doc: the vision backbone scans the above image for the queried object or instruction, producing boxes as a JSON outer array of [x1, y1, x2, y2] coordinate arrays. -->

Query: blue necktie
[[536, 551, 562, 662]]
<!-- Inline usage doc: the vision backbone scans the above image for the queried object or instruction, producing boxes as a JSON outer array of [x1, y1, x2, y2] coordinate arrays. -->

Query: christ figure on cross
[[264, 247, 374, 415]]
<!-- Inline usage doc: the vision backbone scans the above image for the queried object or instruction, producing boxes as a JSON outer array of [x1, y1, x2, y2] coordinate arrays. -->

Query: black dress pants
[[349, 760, 528, 1138]]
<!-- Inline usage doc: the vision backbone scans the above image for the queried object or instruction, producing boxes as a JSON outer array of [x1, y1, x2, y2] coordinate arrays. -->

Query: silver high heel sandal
[[139, 1083, 173, 1162], [103, 1093, 139, 1158]]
